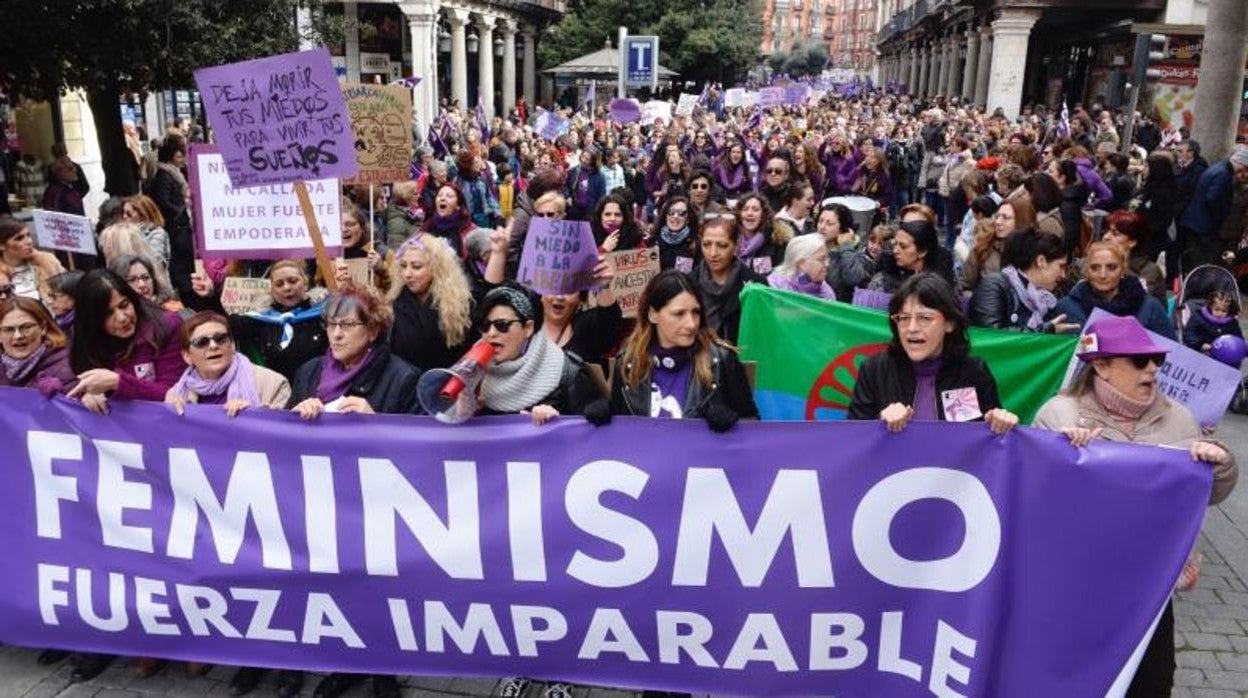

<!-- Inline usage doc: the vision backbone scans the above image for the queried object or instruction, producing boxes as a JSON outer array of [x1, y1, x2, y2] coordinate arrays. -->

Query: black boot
[[276, 669, 304, 698], [314, 672, 365, 698], [69, 653, 114, 683], [229, 666, 266, 696], [372, 674, 401, 698]]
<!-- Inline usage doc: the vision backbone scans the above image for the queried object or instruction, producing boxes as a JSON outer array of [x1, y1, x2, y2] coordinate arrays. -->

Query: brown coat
[[1034, 389, 1237, 505], [1035, 209, 1065, 240], [164, 364, 292, 410]]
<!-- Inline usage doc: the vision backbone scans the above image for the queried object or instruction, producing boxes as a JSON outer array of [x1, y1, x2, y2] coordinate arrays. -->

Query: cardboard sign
[[516, 218, 599, 295], [591, 247, 661, 319], [30, 210, 96, 255], [342, 83, 414, 184], [1061, 307, 1242, 427], [675, 93, 699, 118], [219, 277, 272, 315], [189, 145, 343, 260], [343, 258, 372, 287], [641, 100, 672, 125], [194, 48, 358, 187]]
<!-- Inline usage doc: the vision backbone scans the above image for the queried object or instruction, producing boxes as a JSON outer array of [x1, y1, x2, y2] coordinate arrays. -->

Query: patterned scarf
[[481, 332, 567, 413], [1002, 266, 1057, 331], [2, 344, 48, 385]]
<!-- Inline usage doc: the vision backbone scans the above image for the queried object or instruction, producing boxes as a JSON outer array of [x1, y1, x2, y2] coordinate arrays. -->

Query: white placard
[[31, 210, 97, 255], [675, 93, 699, 117], [724, 88, 746, 108], [190, 148, 343, 260], [641, 100, 672, 125]]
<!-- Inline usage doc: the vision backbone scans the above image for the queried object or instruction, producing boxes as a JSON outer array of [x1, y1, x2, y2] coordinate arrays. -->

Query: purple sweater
[[113, 311, 187, 401]]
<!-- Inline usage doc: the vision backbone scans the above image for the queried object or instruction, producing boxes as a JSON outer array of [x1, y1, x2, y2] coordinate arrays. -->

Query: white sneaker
[[498, 677, 530, 697], [542, 681, 575, 698]]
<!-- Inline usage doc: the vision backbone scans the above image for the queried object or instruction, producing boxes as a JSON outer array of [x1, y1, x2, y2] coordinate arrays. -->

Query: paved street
[[3, 411, 1248, 697]]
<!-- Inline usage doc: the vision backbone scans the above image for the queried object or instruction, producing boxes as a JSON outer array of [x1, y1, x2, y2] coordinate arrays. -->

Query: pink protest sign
[[516, 218, 599, 295], [194, 48, 358, 188]]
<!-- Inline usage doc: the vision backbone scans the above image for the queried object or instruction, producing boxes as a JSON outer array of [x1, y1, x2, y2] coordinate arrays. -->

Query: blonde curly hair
[[389, 233, 473, 347]]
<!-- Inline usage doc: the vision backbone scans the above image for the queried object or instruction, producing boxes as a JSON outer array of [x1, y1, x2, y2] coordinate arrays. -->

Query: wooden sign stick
[[294, 180, 338, 292]]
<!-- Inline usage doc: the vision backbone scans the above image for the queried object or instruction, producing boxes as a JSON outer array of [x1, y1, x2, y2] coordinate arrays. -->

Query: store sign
[[360, 52, 392, 74], [1158, 62, 1199, 86]]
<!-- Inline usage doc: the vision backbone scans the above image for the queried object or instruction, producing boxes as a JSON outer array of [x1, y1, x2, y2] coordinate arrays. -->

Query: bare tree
[[1190, 0, 1248, 163]]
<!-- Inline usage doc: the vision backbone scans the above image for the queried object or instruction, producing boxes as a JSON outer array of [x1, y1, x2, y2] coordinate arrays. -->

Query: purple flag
[[608, 99, 641, 124], [193, 48, 358, 187], [1058, 100, 1071, 138], [583, 83, 597, 114], [745, 107, 763, 131], [0, 387, 1209, 696]]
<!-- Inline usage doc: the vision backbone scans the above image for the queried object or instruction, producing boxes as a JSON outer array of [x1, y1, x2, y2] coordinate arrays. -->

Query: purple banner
[[194, 48, 358, 188], [757, 87, 784, 108], [0, 388, 1209, 696], [609, 99, 641, 124], [516, 218, 599, 295], [852, 287, 892, 311], [782, 85, 809, 105]]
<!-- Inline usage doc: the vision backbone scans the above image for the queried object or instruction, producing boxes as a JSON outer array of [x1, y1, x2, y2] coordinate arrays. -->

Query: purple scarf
[[1201, 305, 1236, 326], [738, 229, 767, 260], [172, 353, 263, 405], [912, 357, 942, 421], [316, 346, 376, 402], [2, 344, 48, 386], [425, 211, 469, 237], [1002, 266, 1057, 331]]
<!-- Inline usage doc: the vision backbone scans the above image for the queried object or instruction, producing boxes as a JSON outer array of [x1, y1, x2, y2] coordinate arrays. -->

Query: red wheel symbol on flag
[[804, 342, 889, 420]]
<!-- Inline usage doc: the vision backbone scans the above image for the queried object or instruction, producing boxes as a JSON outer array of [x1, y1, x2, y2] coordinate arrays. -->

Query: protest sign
[[30, 210, 96, 256], [194, 48, 357, 188], [608, 99, 641, 124], [739, 285, 1077, 423], [535, 111, 570, 141], [0, 387, 1209, 696], [188, 145, 343, 260], [723, 88, 746, 108], [758, 87, 784, 108], [342, 83, 414, 184], [343, 258, 372, 288], [590, 247, 660, 318], [219, 277, 272, 315], [852, 287, 891, 311], [782, 84, 809, 105], [1061, 308, 1241, 426], [641, 100, 672, 125], [675, 93, 699, 118], [516, 218, 598, 295]]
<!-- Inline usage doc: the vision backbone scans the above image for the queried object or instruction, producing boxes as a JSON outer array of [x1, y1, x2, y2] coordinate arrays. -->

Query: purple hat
[[1075, 315, 1169, 361]]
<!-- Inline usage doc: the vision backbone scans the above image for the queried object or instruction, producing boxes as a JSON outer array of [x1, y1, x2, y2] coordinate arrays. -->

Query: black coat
[[696, 261, 766, 345], [216, 298, 328, 383], [969, 272, 1058, 331], [847, 349, 1002, 422], [609, 344, 758, 420], [390, 288, 475, 371], [478, 351, 600, 417], [289, 343, 423, 415]]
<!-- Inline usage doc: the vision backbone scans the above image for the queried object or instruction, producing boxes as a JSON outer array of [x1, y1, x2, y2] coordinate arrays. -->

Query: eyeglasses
[[0, 284, 13, 299], [690, 182, 710, 190], [890, 312, 941, 328], [766, 167, 788, 175], [127, 273, 153, 284], [189, 332, 233, 350], [1129, 353, 1167, 369], [480, 318, 522, 334], [326, 320, 367, 332], [0, 322, 39, 338], [667, 209, 689, 218]]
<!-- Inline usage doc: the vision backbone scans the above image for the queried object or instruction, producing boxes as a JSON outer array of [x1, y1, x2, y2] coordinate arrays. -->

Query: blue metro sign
[[624, 36, 659, 89]]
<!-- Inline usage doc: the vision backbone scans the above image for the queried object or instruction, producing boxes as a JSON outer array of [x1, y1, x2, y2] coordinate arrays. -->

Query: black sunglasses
[[535, 211, 560, 218], [480, 318, 522, 334], [1129, 353, 1166, 369], [766, 167, 788, 175], [189, 332, 233, 350]]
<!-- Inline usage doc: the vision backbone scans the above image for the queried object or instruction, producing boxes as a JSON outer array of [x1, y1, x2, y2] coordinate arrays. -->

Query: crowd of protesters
[[1, 84, 1246, 698]]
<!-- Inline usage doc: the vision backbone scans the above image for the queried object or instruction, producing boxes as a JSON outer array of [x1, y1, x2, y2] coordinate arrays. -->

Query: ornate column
[[522, 26, 537, 107], [400, 0, 439, 129], [974, 24, 992, 106], [945, 35, 963, 97], [918, 44, 931, 98], [475, 14, 496, 119], [447, 9, 470, 109], [908, 45, 920, 95], [936, 35, 951, 97], [928, 39, 942, 96], [500, 19, 518, 118], [985, 10, 1040, 119], [961, 26, 980, 102]]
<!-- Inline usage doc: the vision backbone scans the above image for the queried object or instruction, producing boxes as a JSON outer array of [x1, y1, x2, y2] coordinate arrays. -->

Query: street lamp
[[467, 30, 479, 54], [494, 36, 505, 58], [438, 25, 451, 53]]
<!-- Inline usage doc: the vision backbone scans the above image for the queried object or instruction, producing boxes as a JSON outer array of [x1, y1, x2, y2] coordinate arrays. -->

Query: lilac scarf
[[2, 344, 48, 385], [1002, 266, 1057, 331], [172, 353, 263, 405], [316, 346, 376, 402], [738, 229, 767, 260], [1201, 305, 1236, 326]]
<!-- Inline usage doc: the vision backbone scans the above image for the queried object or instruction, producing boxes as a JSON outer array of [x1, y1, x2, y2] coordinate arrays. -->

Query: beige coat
[[1034, 389, 1238, 505], [165, 364, 292, 410], [1035, 209, 1065, 239]]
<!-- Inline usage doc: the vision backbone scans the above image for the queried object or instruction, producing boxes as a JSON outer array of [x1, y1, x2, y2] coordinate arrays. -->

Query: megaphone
[[418, 342, 496, 423]]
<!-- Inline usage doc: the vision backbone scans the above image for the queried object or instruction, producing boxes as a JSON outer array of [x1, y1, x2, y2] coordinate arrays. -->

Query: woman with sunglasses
[[849, 273, 1017, 433], [0, 296, 76, 393], [650, 196, 698, 271], [694, 210, 765, 344], [1054, 241, 1174, 339], [475, 284, 598, 423], [0, 216, 66, 304], [1034, 314, 1236, 697], [166, 311, 290, 415], [687, 169, 717, 211], [66, 268, 186, 415], [289, 283, 422, 420]]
